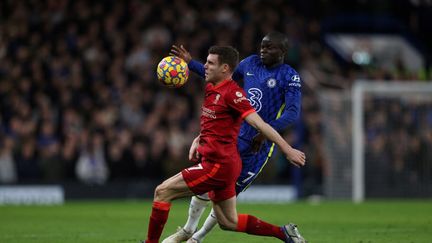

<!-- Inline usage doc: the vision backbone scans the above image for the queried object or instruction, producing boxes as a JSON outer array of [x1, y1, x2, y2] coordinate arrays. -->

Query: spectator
[[75, 130, 109, 185], [0, 135, 17, 183]]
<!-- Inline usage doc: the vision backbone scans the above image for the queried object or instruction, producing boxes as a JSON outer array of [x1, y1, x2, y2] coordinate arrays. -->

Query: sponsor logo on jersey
[[289, 75, 301, 87], [246, 72, 254, 76], [267, 78, 276, 88], [234, 96, 248, 104], [291, 75, 300, 82], [248, 88, 263, 112], [202, 107, 216, 119], [235, 91, 243, 97]]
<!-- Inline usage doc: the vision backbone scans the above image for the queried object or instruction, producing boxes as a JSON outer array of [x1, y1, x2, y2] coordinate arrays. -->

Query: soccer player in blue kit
[[163, 32, 305, 243]]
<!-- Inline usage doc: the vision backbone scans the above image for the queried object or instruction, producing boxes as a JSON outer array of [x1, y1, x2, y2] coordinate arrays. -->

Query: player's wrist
[[283, 146, 294, 157]]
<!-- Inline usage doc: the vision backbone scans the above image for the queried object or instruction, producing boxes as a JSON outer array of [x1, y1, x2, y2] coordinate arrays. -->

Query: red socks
[[145, 204, 284, 242], [236, 214, 285, 241], [146, 201, 171, 243]]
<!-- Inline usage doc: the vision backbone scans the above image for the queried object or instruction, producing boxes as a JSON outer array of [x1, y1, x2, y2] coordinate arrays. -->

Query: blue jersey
[[233, 55, 301, 140], [188, 54, 302, 193]]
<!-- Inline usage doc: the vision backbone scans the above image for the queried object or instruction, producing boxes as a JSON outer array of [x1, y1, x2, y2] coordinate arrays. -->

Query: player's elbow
[[244, 113, 263, 130], [287, 106, 300, 121]]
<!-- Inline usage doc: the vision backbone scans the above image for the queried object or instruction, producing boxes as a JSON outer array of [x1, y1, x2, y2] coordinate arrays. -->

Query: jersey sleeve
[[188, 59, 205, 78], [225, 86, 255, 118], [268, 70, 302, 131]]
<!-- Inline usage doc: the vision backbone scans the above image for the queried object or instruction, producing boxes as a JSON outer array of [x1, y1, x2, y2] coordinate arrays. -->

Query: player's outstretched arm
[[244, 112, 306, 167], [170, 45, 205, 78], [170, 45, 192, 63]]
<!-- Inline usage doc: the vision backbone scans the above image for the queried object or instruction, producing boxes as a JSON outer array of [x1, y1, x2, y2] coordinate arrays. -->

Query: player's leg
[[184, 194, 211, 233], [146, 172, 195, 243], [236, 140, 275, 193], [234, 144, 307, 242], [162, 161, 224, 243], [211, 196, 287, 240], [187, 160, 262, 243], [188, 207, 217, 242], [162, 194, 210, 243], [209, 182, 306, 242], [186, 142, 274, 242]]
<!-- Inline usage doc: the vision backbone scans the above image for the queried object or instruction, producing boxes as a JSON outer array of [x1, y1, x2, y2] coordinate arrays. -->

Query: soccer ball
[[156, 56, 189, 88]]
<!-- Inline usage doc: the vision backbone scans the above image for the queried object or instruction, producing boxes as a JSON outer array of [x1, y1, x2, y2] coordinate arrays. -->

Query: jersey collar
[[210, 79, 231, 91]]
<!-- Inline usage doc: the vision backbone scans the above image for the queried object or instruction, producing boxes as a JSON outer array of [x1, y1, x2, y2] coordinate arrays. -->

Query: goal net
[[320, 81, 432, 202]]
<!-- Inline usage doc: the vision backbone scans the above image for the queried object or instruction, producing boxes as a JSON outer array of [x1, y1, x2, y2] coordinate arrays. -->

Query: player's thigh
[[155, 172, 194, 201], [212, 196, 238, 230], [237, 147, 272, 192]]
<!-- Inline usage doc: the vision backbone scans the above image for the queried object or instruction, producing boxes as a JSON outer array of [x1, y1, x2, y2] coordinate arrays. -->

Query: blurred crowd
[[364, 97, 432, 196], [0, 0, 430, 197]]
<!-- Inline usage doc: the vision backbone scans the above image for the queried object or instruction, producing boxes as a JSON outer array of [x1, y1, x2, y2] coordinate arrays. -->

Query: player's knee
[[217, 218, 237, 231], [154, 182, 171, 201]]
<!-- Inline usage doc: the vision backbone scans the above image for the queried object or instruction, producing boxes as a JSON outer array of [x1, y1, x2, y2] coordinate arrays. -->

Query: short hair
[[265, 31, 289, 53], [208, 46, 239, 72]]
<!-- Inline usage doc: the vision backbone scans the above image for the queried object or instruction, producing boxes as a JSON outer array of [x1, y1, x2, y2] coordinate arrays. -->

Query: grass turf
[[0, 200, 431, 243]]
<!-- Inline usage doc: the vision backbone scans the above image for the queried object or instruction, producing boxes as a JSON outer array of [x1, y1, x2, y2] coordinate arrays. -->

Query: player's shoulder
[[222, 80, 244, 96], [240, 55, 260, 66], [279, 63, 299, 75], [205, 82, 213, 90], [225, 79, 243, 90], [279, 63, 301, 83]]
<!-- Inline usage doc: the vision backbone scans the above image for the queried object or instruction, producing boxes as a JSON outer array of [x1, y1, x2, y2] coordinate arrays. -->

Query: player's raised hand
[[285, 148, 306, 168], [170, 45, 192, 63]]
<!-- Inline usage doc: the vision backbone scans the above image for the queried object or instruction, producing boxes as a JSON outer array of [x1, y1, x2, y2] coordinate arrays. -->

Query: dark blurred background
[[0, 0, 431, 200]]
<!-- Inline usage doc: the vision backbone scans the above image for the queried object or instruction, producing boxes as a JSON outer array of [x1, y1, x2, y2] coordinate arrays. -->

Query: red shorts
[[181, 159, 240, 202]]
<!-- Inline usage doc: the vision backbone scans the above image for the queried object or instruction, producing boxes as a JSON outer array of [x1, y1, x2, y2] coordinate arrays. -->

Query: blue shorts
[[235, 137, 276, 194]]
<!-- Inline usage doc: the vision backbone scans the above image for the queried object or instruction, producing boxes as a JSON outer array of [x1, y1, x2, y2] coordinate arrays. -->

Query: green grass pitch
[[0, 200, 431, 242]]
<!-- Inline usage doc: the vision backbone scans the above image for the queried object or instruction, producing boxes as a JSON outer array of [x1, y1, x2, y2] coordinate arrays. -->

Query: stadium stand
[[0, 0, 430, 200]]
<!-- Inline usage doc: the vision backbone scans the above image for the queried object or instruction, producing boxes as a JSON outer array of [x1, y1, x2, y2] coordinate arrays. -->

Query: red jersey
[[197, 79, 255, 164]]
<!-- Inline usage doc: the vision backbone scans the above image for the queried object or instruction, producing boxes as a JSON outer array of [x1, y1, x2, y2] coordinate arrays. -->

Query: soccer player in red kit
[[143, 46, 306, 243]]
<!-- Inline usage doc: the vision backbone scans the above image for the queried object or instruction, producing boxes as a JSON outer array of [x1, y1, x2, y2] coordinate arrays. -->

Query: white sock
[[183, 195, 210, 233], [192, 208, 218, 241]]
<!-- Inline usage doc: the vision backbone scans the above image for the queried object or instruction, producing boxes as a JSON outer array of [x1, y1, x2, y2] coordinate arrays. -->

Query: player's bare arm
[[244, 112, 306, 167], [170, 45, 192, 63]]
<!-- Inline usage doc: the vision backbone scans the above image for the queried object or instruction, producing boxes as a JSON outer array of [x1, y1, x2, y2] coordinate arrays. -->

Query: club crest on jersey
[[213, 94, 221, 104], [234, 91, 247, 104], [267, 78, 277, 88]]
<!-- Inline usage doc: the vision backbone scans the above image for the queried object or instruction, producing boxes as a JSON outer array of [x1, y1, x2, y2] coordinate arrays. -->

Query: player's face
[[260, 37, 284, 68], [204, 54, 225, 84]]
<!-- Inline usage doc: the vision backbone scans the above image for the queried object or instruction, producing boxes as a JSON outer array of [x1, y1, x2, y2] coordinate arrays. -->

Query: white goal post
[[352, 81, 432, 203]]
